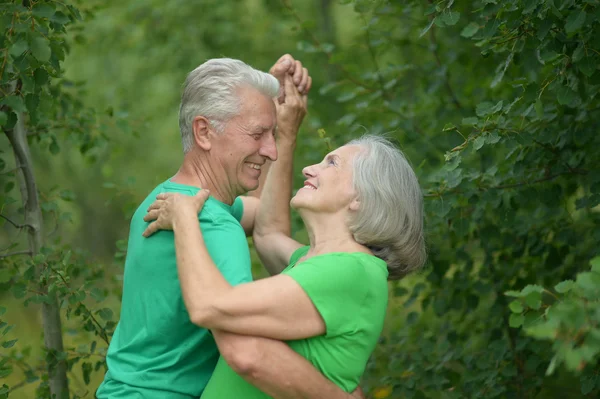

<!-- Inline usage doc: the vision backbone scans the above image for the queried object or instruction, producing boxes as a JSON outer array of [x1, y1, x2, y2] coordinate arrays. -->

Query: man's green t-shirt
[[201, 247, 389, 399], [96, 180, 252, 399]]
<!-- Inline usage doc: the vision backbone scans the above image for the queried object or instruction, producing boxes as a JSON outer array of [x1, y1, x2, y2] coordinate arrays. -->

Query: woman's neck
[[303, 213, 371, 257]]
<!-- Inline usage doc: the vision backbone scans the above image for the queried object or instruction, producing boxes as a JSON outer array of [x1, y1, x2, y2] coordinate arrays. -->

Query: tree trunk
[[5, 114, 69, 399]]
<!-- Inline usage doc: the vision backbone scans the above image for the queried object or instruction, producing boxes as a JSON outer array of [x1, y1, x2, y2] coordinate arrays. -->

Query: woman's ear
[[192, 116, 212, 151], [349, 198, 360, 212]]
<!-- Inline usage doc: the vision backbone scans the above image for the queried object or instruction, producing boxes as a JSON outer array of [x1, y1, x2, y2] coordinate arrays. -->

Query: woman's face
[[291, 144, 361, 214]]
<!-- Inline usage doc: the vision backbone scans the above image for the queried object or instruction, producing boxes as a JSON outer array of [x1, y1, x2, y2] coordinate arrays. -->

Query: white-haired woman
[[143, 134, 426, 398]]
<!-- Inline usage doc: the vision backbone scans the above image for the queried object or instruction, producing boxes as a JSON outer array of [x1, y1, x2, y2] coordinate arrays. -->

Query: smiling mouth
[[247, 162, 262, 170], [303, 182, 317, 190]]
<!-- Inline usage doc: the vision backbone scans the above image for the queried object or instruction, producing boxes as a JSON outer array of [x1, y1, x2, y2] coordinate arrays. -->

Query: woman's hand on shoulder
[[142, 189, 210, 237]]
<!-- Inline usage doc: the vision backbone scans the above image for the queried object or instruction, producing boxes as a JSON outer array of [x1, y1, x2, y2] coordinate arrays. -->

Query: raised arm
[[252, 75, 307, 274], [213, 330, 362, 399]]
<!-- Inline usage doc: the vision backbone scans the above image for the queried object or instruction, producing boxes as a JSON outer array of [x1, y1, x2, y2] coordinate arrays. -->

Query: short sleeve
[[231, 197, 244, 223], [289, 246, 310, 265], [284, 255, 369, 337], [199, 214, 252, 287]]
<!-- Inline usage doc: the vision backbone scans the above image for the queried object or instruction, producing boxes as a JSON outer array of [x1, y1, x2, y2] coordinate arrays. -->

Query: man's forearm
[[213, 330, 354, 399]]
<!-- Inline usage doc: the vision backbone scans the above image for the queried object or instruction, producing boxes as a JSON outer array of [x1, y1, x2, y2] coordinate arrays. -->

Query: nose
[[258, 132, 278, 161], [302, 164, 317, 178]]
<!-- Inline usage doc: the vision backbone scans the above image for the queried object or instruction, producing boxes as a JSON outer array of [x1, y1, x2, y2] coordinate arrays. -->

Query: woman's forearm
[[253, 138, 296, 239], [172, 210, 233, 324]]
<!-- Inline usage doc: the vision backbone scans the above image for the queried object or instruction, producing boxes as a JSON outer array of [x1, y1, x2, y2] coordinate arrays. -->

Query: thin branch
[[48, 264, 110, 345], [0, 250, 32, 259], [0, 213, 32, 229]]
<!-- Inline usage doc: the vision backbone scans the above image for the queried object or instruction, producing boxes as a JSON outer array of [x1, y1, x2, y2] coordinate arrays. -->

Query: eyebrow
[[325, 154, 341, 163], [251, 126, 273, 134]]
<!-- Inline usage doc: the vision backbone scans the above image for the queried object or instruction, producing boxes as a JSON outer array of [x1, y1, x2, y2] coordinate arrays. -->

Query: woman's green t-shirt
[[200, 247, 389, 398]]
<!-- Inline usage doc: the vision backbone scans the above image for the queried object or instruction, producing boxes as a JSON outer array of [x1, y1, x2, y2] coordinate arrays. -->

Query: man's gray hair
[[347, 135, 427, 280], [178, 58, 279, 153]]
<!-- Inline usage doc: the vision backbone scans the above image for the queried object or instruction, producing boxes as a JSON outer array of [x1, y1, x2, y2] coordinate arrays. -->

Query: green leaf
[[556, 85, 578, 106], [461, 117, 478, 126], [509, 313, 524, 328], [521, 285, 544, 296], [442, 11, 460, 26], [535, 99, 543, 118], [476, 100, 503, 117], [591, 256, 600, 273], [1, 339, 17, 349], [30, 37, 51, 62], [473, 136, 485, 151], [578, 56, 597, 78], [34, 68, 49, 87], [461, 22, 479, 38], [442, 123, 456, 131], [565, 10, 586, 34], [98, 308, 113, 321], [33, 4, 56, 19], [524, 291, 542, 310], [9, 40, 28, 58], [4, 182, 14, 194], [1, 96, 26, 113], [509, 300, 523, 313], [50, 139, 60, 155], [0, 307, 6, 316], [419, 18, 435, 37], [555, 280, 574, 293], [0, 112, 6, 127]]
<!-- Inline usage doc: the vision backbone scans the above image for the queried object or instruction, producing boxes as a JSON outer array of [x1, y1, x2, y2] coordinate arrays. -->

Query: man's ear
[[192, 116, 213, 151], [349, 198, 360, 212]]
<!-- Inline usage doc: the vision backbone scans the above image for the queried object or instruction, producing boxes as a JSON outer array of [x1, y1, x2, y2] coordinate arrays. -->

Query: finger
[[146, 200, 163, 212], [156, 193, 171, 200], [143, 209, 160, 222], [269, 54, 295, 80], [298, 67, 309, 94], [283, 75, 300, 100], [142, 222, 158, 238], [292, 60, 303, 85], [195, 189, 211, 207], [302, 92, 308, 108], [304, 76, 313, 94]]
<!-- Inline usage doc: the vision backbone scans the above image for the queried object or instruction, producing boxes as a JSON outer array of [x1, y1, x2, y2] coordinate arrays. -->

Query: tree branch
[[5, 104, 69, 397], [0, 213, 33, 229]]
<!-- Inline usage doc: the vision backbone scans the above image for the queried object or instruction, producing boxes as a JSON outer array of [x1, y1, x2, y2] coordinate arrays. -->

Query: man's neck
[[171, 152, 236, 205]]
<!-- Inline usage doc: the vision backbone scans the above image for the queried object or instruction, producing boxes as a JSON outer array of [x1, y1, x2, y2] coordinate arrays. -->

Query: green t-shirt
[[201, 247, 389, 399], [96, 180, 252, 399]]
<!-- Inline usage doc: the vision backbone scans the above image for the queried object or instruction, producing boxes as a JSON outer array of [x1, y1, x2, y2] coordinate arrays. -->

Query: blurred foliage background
[[1, 0, 599, 398]]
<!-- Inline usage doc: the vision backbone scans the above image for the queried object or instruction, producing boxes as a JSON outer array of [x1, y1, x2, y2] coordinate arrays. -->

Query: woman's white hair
[[347, 135, 426, 280], [178, 58, 279, 153]]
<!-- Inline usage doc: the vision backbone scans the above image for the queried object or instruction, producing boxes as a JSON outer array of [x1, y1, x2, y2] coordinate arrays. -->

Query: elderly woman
[[143, 135, 426, 398]]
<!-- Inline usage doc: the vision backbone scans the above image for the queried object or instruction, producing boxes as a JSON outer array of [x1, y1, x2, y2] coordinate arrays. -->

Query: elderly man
[[96, 56, 362, 399]]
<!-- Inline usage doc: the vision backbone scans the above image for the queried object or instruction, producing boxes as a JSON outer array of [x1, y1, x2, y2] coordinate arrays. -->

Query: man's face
[[210, 86, 278, 197]]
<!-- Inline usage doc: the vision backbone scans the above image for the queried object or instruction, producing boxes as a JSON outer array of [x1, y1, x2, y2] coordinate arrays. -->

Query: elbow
[[189, 308, 216, 330], [220, 337, 263, 378]]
